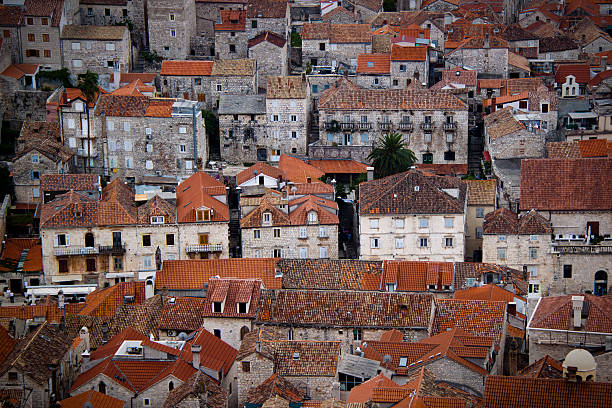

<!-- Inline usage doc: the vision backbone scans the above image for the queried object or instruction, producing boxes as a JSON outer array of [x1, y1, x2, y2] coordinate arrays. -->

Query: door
[[595, 270, 608, 296], [257, 148, 267, 161], [9, 279, 22, 294], [112, 232, 122, 247], [343, 133, 352, 146], [587, 222, 600, 237]]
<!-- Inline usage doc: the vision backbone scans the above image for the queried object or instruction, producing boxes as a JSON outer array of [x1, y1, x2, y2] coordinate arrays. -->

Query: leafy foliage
[[383, 0, 396, 11], [36, 68, 73, 88], [202, 110, 220, 157], [141, 50, 163, 63], [367, 132, 416, 179], [77, 70, 99, 104], [291, 32, 302, 48]]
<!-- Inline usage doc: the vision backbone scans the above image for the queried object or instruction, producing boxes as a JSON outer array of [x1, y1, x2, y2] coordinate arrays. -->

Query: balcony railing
[[355, 122, 372, 130], [325, 122, 340, 132], [339, 122, 354, 131], [54, 246, 99, 256], [443, 123, 457, 131], [77, 148, 98, 157], [552, 245, 612, 255], [378, 122, 392, 131], [398, 122, 413, 130], [421, 123, 434, 131], [186, 244, 223, 253], [98, 244, 127, 255]]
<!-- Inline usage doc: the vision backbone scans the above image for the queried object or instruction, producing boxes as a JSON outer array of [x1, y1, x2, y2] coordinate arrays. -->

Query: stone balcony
[[421, 123, 434, 131], [355, 122, 372, 130], [54, 246, 99, 256], [443, 122, 457, 131], [378, 122, 393, 131], [552, 245, 612, 255], [398, 122, 413, 130], [186, 244, 223, 253]]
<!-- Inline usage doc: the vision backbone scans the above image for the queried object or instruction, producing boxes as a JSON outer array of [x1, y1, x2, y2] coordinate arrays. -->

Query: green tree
[[77, 70, 99, 173], [367, 132, 416, 179], [202, 110, 220, 158]]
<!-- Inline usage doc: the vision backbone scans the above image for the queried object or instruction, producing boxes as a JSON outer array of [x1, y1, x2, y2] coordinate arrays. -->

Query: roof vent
[[292, 352, 300, 360], [168, 297, 176, 304], [124, 295, 135, 303]]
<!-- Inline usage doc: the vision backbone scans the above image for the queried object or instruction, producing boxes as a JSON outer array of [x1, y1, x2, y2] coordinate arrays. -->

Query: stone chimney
[[191, 344, 201, 369], [79, 326, 90, 352], [572, 296, 584, 329], [366, 167, 374, 181]]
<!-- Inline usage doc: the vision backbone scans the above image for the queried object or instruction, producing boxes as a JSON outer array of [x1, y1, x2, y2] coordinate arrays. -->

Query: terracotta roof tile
[[463, 179, 496, 206], [0, 326, 15, 365], [15, 121, 73, 163], [483, 208, 551, 234], [163, 371, 227, 408], [483, 376, 612, 408], [0, 5, 24, 25], [359, 169, 467, 216], [454, 284, 516, 302], [246, 0, 287, 18], [391, 44, 427, 61], [555, 63, 591, 85], [431, 299, 506, 345], [546, 141, 580, 158], [40, 174, 99, 192], [529, 294, 612, 333], [288, 195, 339, 225], [256, 290, 432, 328], [357, 53, 391, 74], [267, 76, 306, 99], [578, 138, 609, 157], [415, 164, 468, 176], [307, 159, 368, 174], [538, 35, 579, 52], [176, 172, 229, 222], [509, 52, 530, 72], [382, 261, 453, 292], [202, 278, 261, 317], [278, 155, 325, 183], [302, 23, 372, 43], [215, 9, 246, 30], [281, 182, 334, 196], [483, 107, 525, 140], [61, 24, 127, 40], [0, 238, 40, 272], [519, 158, 612, 211], [260, 341, 340, 377], [440, 68, 477, 87], [79, 282, 145, 317], [279, 259, 382, 290], [249, 31, 286, 48], [158, 297, 205, 331], [184, 328, 237, 374], [587, 69, 612, 87], [247, 373, 306, 404], [322, 6, 357, 22], [136, 195, 176, 224], [156, 259, 282, 290], [211, 59, 256, 76], [517, 355, 563, 379], [58, 390, 124, 408], [236, 327, 284, 360], [1, 63, 39, 79], [160, 60, 214, 76], [236, 162, 286, 185]]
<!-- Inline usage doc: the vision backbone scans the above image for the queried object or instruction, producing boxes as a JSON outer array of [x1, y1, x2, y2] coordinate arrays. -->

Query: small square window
[[213, 329, 221, 338], [445, 237, 453, 247], [319, 42, 325, 51], [529, 247, 538, 259], [213, 302, 222, 313], [563, 265, 572, 278], [142, 234, 151, 247], [166, 234, 175, 246], [395, 218, 404, 229], [419, 238, 428, 247], [371, 238, 380, 248], [229, 44, 236, 53], [144, 399, 150, 406], [419, 218, 428, 228], [169, 14, 175, 21], [497, 247, 506, 260], [242, 361, 251, 372], [273, 228, 281, 238], [370, 219, 379, 229], [476, 207, 485, 218], [254, 230, 261, 239], [444, 217, 453, 228]]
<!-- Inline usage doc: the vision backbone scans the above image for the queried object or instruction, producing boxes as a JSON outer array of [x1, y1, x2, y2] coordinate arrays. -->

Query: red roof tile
[[215, 9, 246, 31], [431, 299, 506, 345], [382, 261, 453, 292], [517, 355, 563, 379], [176, 172, 229, 222], [160, 60, 214, 76], [357, 53, 391, 74], [483, 208, 551, 234], [529, 294, 612, 333], [185, 328, 237, 374], [79, 282, 145, 317], [278, 155, 325, 184], [278, 259, 383, 290], [58, 390, 124, 408], [248, 30, 286, 48], [555, 63, 591, 85], [454, 284, 517, 302], [307, 159, 368, 174], [158, 297, 205, 331], [202, 278, 261, 318], [578, 138, 609, 157], [390, 44, 427, 61]]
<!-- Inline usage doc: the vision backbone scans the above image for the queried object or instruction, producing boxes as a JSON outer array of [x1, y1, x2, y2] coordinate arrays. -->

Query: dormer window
[[151, 216, 164, 224], [238, 302, 247, 313], [262, 212, 272, 224], [196, 209, 211, 222], [307, 211, 318, 224], [386, 283, 396, 292], [213, 302, 223, 313], [399, 357, 408, 367], [73, 101, 83, 112]]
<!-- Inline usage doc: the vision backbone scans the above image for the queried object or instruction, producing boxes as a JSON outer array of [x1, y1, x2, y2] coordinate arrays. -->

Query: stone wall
[[220, 113, 267, 163], [0, 27, 21, 63], [445, 48, 508, 78], [202, 316, 252, 349], [61, 30, 131, 78], [196, 2, 245, 39], [308, 142, 371, 163], [245, 17, 288, 39], [414, 357, 485, 394], [20, 22, 62, 69], [5, 90, 53, 122], [465, 204, 495, 261], [13, 150, 71, 204], [584, 37, 612, 55], [266, 96, 310, 159], [390, 60, 428, 87], [72, 373, 134, 406], [302, 40, 371, 69], [488, 130, 545, 159], [248, 42, 288, 91], [528, 329, 609, 364], [241, 224, 339, 259], [160, 74, 257, 109], [594, 351, 612, 382], [215, 31, 249, 59], [236, 353, 275, 407], [147, 0, 196, 59]]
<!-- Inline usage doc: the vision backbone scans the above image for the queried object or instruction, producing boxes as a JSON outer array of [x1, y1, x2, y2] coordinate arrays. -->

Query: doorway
[[595, 270, 608, 296]]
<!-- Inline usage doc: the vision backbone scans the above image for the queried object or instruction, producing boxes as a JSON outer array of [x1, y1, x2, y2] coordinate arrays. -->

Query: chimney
[[566, 365, 578, 382], [366, 167, 374, 181], [484, 34, 490, 49], [191, 344, 201, 368], [602, 56, 607, 70], [507, 302, 517, 316], [145, 277, 154, 299], [79, 326, 90, 352], [256, 341, 261, 352], [113, 70, 120, 91], [572, 296, 584, 329]]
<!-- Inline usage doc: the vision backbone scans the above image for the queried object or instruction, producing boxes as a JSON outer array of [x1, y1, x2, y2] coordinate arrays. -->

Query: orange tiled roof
[[215, 9, 246, 31], [463, 179, 496, 206], [529, 294, 612, 333], [454, 284, 517, 302], [278, 155, 325, 184], [278, 259, 383, 290], [382, 261, 453, 292], [390, 44, 427, 61], [0, 326, 16, 365], [578, 138, 609, 157], [78, 282, 145, 317], [288, 195, 339, 226], [247, 373, 305, 404], [357, 53, 391, 74], [281, 182, 334, 196], [110, 79, 155, 96], [517, 355, 563, 379], [202, 278, 261, 318], [160, 60, 214, 76], [176, 172, 229, 222], [184, 328, 238, 374], [483, 208, 551, 235], [58, 390, 124, 408], [158, 297, 205, 331], [260, 340, 340, 377], [0, 63, 38, 79], [267, 76, 306, 99], [307, 159, 368, 174], [236, 162, 286, 186], [156, 259, 282, 290]]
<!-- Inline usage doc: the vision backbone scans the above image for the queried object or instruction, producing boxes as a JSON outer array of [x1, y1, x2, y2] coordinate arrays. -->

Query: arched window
[[595, 270, 608, 296], [240, 326, 250, 340], [85, 232, 94, 248], [98, 381, 106, 394], [169, 381, 174, 391]]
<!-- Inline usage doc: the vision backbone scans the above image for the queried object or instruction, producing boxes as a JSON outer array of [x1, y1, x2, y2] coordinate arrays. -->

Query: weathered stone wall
[[352, 74, 391, 89], [488, 130, 545, 160], [595, 351, 612, 382], [302, 40, 371, 69], [5, 90, 53, 122], [0, 26, 21, 63], [245, 17, 288, 39], [528, 329, 609, 364], [241, 224, 339, 259], [215, 31, 249, 59], [72, 373, 134, 406], [0, 372, 52, 408], [390, 60, 428, 87], [196, 2, 245, 39], [308, 143, 371, 163], [236, 353, 274, 407], [266, 96, 310, 159], [13, 150, 71, 204], [61, 30, 131, 78], [20, 22, 62, 69], [219, 113, 267, 164], [147, 0, 196, 59], [465, 204, 495, 262], [248, 42, 288, 91], [583, 37, 612, 55], [445, 48, 508, 78], [202, 316, 252, 349], [409, 357, 485, 394]]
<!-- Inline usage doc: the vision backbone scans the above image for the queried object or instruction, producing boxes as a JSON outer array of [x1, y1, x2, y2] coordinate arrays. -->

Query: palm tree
[[367, 132, 417, 179], [77, 70, 99, 173]]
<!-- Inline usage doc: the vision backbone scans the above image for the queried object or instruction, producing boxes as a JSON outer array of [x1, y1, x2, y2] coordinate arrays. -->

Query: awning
[[51, 274, 82, 283], [568, 112, 597, 119], [105, 272, 135, 279]]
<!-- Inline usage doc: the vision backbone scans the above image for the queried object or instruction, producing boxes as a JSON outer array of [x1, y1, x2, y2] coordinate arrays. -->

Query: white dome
[[563, 349, 597, 372]]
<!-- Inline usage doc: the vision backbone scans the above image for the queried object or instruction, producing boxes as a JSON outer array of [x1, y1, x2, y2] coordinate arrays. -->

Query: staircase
[[133, 47, 149, 73], [309, 111, 320, 145], [229, 209, 242, 258], [467, 123, 484, 177]]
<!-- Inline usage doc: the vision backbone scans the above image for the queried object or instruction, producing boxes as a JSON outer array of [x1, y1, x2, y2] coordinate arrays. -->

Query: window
[[498, 235, 506, 241], [400, 64, 406, 72], [142, 234, 151, 247], [353, 329, 362, 341], [519, 100, 527, 109], [419, 218, 428, 228], [370, 219, 379, 229], [213, 302, 222, 313], [3, 30, 8, 38], [71, 41, 80, 50], [57, 234, 68, 246], [169, 14, 175, 21], [125, 157, 133, 168], [251, 20, 257, 28], [395, 237, 404, 249], [185, 160, 193, 170], [444, 217, 454, 228], [312, 84, 318, 93], [272, 248, 282, 257], [213, 329, 221, 338], [271, 114, 279, 122], [27, 17, 33, 25], [563, 265, 572, 278], [41, 17, 48, 25], [290, 114, 297, 122], [273, 228, 281, 238], [319, 226, 328, 238], [58, 259, 68, 273], [367, 61, 374, 68], [319, 42, 325, 50], [8, 372, 18, 383], [114, 257, 123, 270], [31, 154, 39, 163], [476, 227, 483, 238], [42, 34, 49, 42], [299, 247, 307, 258], [254, 229, 261, 239], [143, 255, 153, 270], [419, 238, 428, 247], [529, 283, 540, 294], [529, 247, 538, 259], [25, 49, 39, 57], [123, 122, 130, 132], [44, 50, 51, 57], [497, 247, 506, 260], [229, 44, 236, 53], [86, 258, 96, 272], [242, 361, 251, 372], [105, 43, 116, 52], [541, 103, 549, 113], [422, 152, 433, 163], [170, 29, 176, 37], [216, 84, 222, 92], [528, 266, 538, 277], [166, 234, 174, 246], [72, 59, 83, 68], [28, 33, 35, 42], [198, 234, 209, 245], [395, 218, 404, 229], [31, 171, 40, 180], [32, 187, 40, 198], [319, 246, 328, 258], [291, 131, 298, 139], [146, 144, 153, 153], [371, 238, 380, 248], [104, 8, 110, 16], [145, 160, 153, 170], [445, 237, 453, 247], [179, 144, 187, 153], [444, 150, 455, 161], [150, 215, 164, 224], [476, 207, 485, 218]]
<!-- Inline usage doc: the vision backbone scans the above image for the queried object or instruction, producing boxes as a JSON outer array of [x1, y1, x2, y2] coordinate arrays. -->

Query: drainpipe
[[192, 102, 198, 172]]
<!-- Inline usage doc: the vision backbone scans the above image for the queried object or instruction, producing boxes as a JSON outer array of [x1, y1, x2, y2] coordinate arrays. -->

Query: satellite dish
[[178, 332, 188, 341]]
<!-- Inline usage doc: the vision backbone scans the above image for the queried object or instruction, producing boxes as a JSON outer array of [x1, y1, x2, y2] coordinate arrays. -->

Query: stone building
[[520, 158, 612, 297], [445, 36, 509, 78], [236, 331, 341, 407], [301, 23, 372, 70], [355, 53, 391, 89], [0, 4, 24, 63], [322, 6, 358, 24], [390, 44, 428, 87], [265, 76, 310, 161], [537, 36, 580, 61], [94, 93, 207, 181], [247, 31, 287, 91], [79, 0, 147, 48], [160, 59, 257, 109], [245, 0, 289, 38], [214, 9, 248, 60], [351, 0, 381, 22], [527, 295, 612, 364], [482, 208, 553, 300], [359, 169, 467, 262], [240, 192, 339, 259], [463, 179, 497, 262], [483, 107, 546, 160], [60, 25, 131, 81], [12, 121, 74, 204], [0, 238, 44, 293], [317, 78, 468, 164], [40, 173, 100, 203], [147, 0, 195, 59], [219, 94, 267, 164], [195, 0, 246, 42], [200, 277, 262, 349]]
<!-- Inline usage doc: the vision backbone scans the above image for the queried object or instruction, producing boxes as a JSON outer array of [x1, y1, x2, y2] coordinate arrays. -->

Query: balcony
[[398, 122, 413, 131], [378, 122, 393, 131], [443, 123, 457, 131], [552, 245, 612, 255], [324, 122, 340, 132], [77, 148, 98, 157], [355, 122, 372, 130], [421, 123, 434, 131], [339, 122, 355, 131], [186, 244, 223, 253], [98, 244, 127, 255], [54, 246, 99, 256]]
